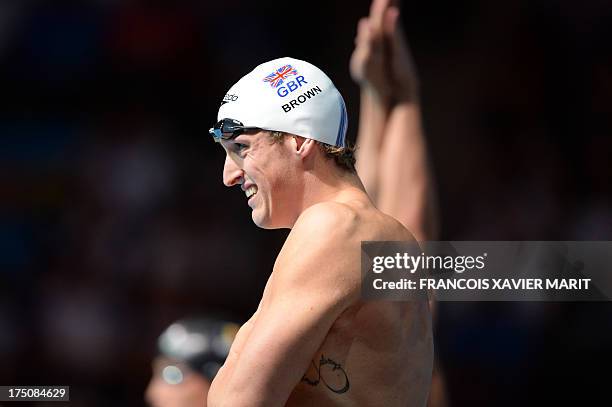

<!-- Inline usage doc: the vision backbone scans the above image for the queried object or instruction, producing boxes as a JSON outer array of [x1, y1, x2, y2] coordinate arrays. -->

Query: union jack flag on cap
[[263, 65, 298, 88]]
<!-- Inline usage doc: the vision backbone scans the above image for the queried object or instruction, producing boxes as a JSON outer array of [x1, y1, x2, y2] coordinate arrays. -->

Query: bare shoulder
[[278, 201, 361, 269], [288, 200, 414, 246], [272, 202, 364, 299], [293, 201, 361, 238]]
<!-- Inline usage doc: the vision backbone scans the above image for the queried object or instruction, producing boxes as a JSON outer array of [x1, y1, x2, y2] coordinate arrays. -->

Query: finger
[[355, 18, 372, 47], [383, 6, 400, 37], [369, 0, 390, 32], [356, 17, 370, 42], [386, 7, 410, 53]]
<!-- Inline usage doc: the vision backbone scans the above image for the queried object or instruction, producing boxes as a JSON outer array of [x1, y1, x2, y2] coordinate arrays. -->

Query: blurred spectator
[[145, 316, 239, 407]]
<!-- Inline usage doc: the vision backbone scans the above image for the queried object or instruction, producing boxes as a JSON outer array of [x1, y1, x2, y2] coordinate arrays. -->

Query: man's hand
[[385, 2, 419, 103], [349, 0, 419, 104], [350, 0, 393, 102], [350, 0, 395, 102]]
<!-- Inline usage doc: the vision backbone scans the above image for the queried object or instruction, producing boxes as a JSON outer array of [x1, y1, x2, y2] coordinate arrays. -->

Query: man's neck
[[288, 166, 368, 227]]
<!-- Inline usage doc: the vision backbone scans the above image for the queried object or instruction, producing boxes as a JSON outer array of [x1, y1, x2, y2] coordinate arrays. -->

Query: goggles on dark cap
[[209, 118, 261, 141], [157, 317, 240, 382]]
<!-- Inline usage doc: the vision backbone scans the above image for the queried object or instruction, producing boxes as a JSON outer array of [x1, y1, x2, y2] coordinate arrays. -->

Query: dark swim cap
[[157, 317, 240, 381]]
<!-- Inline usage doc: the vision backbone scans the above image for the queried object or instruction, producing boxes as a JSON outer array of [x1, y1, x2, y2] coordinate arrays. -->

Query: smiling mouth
[[245, 185, 258, 199]]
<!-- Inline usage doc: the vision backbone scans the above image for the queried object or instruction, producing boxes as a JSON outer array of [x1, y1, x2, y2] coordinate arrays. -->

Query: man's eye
[[235, 143, 248, 152]]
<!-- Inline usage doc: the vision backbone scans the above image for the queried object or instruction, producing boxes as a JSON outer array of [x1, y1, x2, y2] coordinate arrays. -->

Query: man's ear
[[293, 136, 317, 159]]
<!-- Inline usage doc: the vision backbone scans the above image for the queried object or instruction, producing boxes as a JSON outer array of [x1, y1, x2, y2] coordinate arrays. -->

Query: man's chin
[[251, 211, 282, 230], [252, 217, 273, 229], [251, 210, 266, 229]]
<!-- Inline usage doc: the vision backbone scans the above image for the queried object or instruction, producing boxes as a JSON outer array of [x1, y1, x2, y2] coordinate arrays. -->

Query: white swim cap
[[216, 57, 348, 147]]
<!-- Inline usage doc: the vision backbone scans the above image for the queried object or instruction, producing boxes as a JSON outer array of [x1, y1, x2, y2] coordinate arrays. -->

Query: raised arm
[[207, 205, 358, 407], [350, 0, 394, 201], [352, 0, 438, 241]]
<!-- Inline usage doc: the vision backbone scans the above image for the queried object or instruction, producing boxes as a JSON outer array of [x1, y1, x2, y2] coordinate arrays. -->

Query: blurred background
[[1, 0, 611, 405]]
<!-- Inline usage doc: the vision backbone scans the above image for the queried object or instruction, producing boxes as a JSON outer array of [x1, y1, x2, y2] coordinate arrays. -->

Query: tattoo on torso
[[301, 355, 350, 394]]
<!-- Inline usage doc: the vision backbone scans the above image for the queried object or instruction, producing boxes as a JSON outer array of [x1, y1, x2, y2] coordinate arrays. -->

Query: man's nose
[[223, 155, 244, 187]]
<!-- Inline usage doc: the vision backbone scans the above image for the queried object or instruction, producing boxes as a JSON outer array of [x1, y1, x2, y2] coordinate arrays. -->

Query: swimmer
[[207, 1, 433, 405]]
